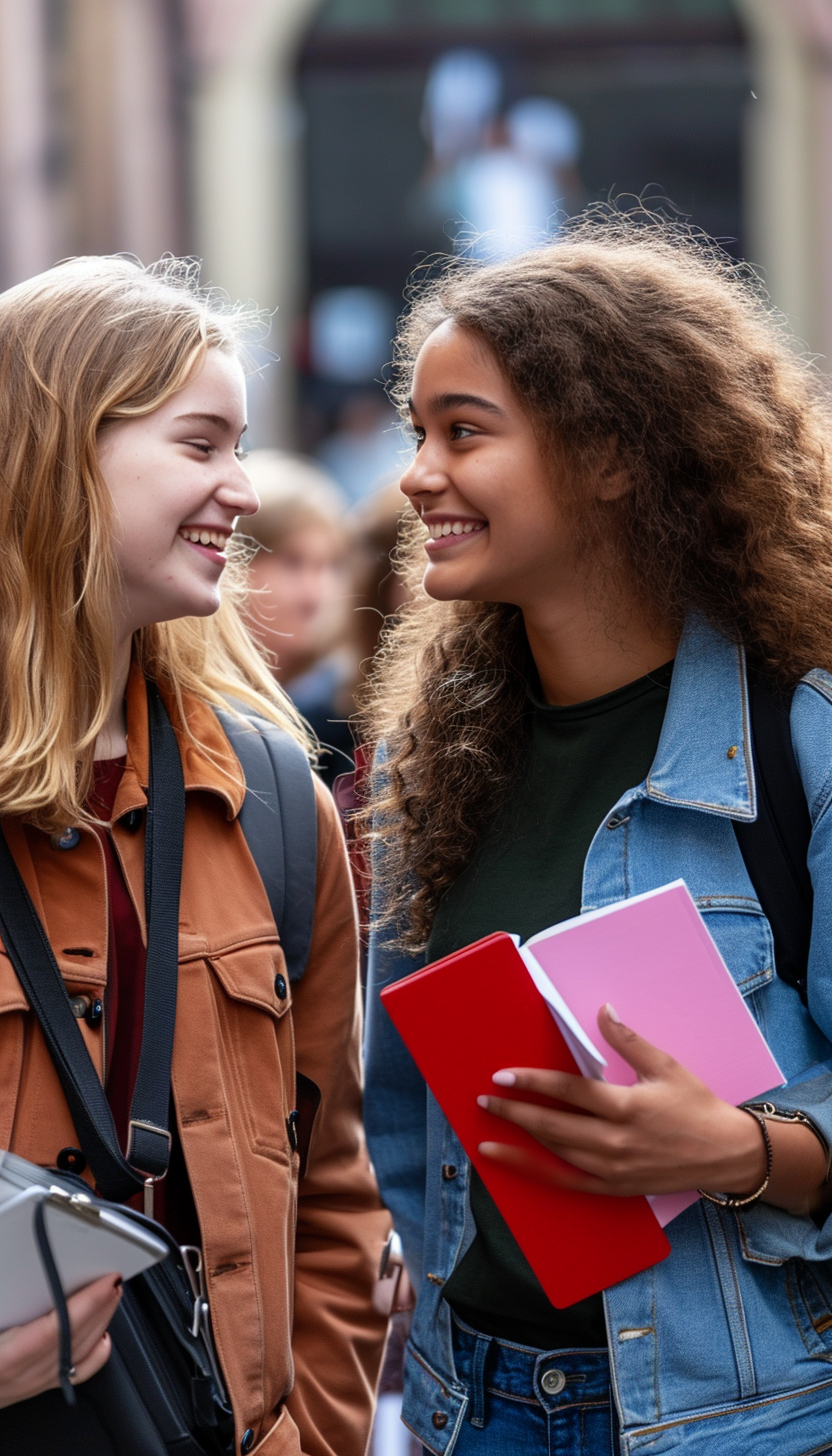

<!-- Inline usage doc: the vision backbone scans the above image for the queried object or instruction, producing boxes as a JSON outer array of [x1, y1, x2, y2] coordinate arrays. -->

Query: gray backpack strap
[[216, 708, 318, 983]]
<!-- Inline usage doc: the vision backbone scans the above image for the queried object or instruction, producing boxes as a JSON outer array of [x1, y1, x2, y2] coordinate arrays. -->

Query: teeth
[[180, 528, 229, 548], [427, 520, 484, 539]]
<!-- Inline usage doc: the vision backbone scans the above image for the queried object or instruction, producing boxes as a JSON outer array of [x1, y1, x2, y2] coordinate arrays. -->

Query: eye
[[407, 423, 425, 448], [186, 439, 214, 456], [234, 446, 249, 462], [450, 423, 476, 441]]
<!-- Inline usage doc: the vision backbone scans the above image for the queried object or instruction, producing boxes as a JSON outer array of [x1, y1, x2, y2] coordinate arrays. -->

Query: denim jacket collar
[[644, 614, 756, 821]]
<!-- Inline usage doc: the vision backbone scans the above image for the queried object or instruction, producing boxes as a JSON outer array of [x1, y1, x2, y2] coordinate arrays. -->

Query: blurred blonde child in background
[[243, 450, 355, 786]]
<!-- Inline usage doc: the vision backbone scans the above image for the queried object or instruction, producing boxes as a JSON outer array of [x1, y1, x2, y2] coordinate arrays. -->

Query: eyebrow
[[408, 392, 505, 417], [174, 411, 248, 436]]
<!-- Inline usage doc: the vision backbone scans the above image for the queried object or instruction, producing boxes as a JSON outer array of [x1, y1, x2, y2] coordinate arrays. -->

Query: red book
[[380, 931, 670, 1308]]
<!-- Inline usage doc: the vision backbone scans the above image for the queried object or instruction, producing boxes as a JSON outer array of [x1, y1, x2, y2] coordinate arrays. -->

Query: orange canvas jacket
[[0, 667, 391, 1455]]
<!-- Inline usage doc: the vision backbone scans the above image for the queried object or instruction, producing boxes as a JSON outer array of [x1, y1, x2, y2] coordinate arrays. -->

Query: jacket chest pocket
[[206, 940, 296, 1163], [695, 899, 774, 997]]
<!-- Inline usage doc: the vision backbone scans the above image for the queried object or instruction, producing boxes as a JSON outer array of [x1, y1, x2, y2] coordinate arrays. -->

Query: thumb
[[598, 1003, 676, 1082]]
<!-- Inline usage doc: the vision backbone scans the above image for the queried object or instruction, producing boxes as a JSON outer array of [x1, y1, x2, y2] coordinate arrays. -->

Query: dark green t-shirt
[[428, 661, 674, 1349]]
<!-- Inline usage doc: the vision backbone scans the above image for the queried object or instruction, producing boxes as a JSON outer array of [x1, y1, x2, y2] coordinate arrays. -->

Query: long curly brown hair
[[359, 213, 832, 951]]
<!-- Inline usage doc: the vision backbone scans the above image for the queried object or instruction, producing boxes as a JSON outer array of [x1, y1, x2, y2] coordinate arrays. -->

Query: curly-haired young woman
[[363, 217, 832, 1456]]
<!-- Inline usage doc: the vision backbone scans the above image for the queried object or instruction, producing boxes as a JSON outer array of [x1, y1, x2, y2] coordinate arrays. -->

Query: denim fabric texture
[[423, 1314, 620, 1456], [365, 616, 832, 1456]]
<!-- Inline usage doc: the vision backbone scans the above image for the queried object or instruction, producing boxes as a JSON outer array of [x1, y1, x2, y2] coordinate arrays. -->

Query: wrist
[[699, 1105, 771, 1208]]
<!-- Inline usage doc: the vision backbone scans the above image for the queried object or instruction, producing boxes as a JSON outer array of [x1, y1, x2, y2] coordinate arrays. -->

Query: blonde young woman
[[0, 258, 389, 1454]]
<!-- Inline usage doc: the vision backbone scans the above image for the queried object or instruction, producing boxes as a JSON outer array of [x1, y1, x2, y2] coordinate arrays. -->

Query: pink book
[[518, 879, 785, 1225]]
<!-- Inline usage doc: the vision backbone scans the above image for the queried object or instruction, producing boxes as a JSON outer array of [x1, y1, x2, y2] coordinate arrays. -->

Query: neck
[[94, 634, 133, 760], [523, 589, 679, 706]]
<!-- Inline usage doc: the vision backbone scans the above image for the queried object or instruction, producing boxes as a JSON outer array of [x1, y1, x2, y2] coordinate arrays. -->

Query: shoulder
[[791, 672, 832, 821]]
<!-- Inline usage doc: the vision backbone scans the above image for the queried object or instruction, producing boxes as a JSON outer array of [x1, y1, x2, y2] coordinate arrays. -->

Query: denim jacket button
[[441, 1163, 458, 1181], [432, 1412, 448, 1429]]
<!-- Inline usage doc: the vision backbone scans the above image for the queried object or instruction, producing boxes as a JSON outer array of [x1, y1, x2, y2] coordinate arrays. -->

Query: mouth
[[424, 517, 487, 552], [178, 525, 231, 561]]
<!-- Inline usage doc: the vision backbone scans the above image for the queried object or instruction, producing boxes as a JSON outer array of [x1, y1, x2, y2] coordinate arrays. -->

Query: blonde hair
[[0, 254, 312, 832]]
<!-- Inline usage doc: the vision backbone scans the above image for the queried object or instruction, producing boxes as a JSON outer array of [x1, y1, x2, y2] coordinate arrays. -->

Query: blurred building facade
[[0, 0, 831, 446]]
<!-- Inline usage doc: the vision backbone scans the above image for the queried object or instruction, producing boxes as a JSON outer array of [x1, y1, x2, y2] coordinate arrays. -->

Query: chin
[[423, 568, 489, 604]]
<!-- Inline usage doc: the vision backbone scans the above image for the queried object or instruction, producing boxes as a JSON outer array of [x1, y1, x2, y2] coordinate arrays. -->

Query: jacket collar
[[644, 614, 756, 820], [112, 661, 245, 823]]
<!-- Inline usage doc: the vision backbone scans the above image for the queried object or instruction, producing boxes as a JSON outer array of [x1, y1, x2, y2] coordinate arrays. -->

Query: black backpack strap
[[216, 709, 318, 984], [733, 673, 813, 1003]]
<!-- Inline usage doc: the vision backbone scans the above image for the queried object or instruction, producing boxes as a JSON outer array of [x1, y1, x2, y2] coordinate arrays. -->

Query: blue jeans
[[425, 1314, 620, 1455]]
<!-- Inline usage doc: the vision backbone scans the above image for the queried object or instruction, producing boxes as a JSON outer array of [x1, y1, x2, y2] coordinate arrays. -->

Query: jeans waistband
[[451, 1311, 611, 1430]]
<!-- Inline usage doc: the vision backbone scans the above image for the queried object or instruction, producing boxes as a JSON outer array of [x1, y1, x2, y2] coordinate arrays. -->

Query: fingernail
[[476, 1094, 490, 1109], [605, 1002, 622, 1024], [492, 1070, 516, 1087]]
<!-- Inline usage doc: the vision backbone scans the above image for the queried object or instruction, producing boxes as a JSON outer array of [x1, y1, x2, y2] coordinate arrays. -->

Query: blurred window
[[296, 0, 747, 466]]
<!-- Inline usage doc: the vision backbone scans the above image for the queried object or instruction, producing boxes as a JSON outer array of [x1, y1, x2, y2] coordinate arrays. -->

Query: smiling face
[[97, 347, 258, 637], [401, 320, 582, 613]]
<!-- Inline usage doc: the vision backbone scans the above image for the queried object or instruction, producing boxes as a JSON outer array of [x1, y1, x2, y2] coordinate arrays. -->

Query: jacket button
[[120, 808, 143, 832], [50, 827, 80, 850], [441, 1164, 458, 1181], [86, 997, 103, 1028], [432, 1411, 448, 1430], [274, 973, 287, 1000], [240, 1431, 255, 1454]]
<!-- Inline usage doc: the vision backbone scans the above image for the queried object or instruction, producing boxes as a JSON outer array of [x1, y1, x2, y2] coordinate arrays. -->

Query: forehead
[[163, 348, 247, 429], [410, 320, 509, 406]]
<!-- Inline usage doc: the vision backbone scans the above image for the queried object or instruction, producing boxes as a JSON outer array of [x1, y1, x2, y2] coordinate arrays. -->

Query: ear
[[593, 438, 633, 502]]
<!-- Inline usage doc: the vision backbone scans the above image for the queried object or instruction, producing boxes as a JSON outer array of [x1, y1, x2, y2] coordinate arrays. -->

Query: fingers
[[597, 1004, 677, 1081], [72, 1331, 113, 1387], [66, 1276, 123, 1377], [478, 1141, 612, 1195], [490, 1066, 625, 1114], [0, 1274, 121, 1409], [479, 1092, 610, 1153]]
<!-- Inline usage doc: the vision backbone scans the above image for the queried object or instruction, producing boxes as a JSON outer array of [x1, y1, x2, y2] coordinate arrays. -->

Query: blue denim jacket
[[365, 616, 832, 1455]]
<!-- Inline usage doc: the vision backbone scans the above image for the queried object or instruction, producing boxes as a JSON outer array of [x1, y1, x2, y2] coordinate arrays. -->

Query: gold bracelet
[[698, 1106, 773, 1209]]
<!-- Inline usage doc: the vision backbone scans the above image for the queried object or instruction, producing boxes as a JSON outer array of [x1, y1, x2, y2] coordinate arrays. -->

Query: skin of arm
[[478, 1004, 830, 1219]]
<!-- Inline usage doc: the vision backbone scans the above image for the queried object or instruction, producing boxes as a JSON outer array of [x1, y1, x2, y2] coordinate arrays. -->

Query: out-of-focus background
[[2, 2, 831, 1448]]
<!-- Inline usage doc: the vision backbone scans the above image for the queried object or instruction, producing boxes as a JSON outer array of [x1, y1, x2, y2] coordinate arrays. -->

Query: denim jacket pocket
[[695, 897, 774, 1004]]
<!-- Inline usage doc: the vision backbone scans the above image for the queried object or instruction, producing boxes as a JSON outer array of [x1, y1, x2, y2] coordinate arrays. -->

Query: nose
[[217, 458, 260, 519], [400, 442, 448, 511]]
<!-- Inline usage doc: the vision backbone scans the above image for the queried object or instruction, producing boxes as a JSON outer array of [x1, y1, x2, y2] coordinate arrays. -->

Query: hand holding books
[[477, 1002, 770, 1200]]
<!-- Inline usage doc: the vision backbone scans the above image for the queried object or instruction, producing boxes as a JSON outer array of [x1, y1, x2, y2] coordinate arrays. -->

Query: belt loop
[[468, 1332, 492, 1429]]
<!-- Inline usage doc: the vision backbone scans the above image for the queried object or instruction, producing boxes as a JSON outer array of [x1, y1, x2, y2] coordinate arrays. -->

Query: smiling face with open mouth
[[400, 319, 580, 613], [97, 347, 259, 637]]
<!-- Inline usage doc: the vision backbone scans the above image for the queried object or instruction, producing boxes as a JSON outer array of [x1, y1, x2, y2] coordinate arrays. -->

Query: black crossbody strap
[[0, 679, 185, 1201], [733, 674, 814, 1003], [125, 680, 185, 1177], [0, 832, 143, 1202]]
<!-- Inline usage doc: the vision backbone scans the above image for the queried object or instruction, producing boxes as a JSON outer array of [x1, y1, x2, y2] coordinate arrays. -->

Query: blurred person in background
[[243, 450, 355, 788]]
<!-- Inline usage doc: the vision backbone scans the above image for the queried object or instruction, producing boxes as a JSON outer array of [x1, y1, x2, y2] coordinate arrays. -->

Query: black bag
[[734, 673, 814, 1005], [0, 687, 318, 1453]]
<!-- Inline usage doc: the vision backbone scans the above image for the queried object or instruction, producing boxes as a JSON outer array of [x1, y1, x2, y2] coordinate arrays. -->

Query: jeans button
[[432, 1411, 448, 1429], [540, 1366, 566, 1395]]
